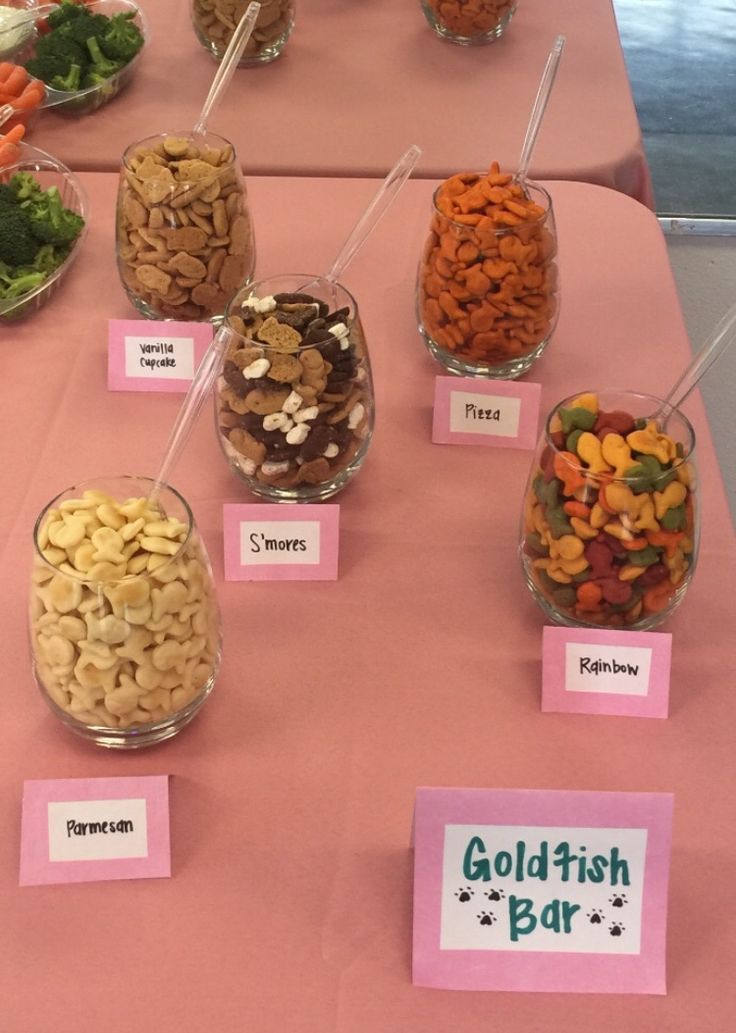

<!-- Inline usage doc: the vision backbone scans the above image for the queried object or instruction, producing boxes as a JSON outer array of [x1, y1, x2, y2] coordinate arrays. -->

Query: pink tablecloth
[[1, 176, 733, 1032], [28, 0, 654, 207]]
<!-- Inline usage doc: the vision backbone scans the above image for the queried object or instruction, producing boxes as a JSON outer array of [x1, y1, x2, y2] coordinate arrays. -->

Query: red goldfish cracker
[[418, 163, 558, 372], [423, 0, 516, 38]]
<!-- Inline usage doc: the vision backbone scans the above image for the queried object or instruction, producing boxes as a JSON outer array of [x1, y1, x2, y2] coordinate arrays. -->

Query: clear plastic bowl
[[0, 141, 89, 324], [0, 0, 148, 117]]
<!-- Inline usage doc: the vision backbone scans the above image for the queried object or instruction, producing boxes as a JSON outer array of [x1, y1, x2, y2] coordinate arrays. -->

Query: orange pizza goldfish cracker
[[417, 162, 559, 377]]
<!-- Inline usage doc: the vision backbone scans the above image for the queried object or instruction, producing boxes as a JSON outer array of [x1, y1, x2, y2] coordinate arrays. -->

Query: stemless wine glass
[[418, 0, 517, 45], [416, 177, 558, 379], [116, 130, 255, 322], [519, 391, 699, 630], [215, 274, 375, 501], [29, 476, 221, 748], [191, 0, 295, 65]]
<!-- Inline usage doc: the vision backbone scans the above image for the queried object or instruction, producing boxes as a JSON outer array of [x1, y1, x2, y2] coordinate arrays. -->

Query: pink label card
[[223, 503, 339, 581], [108, 318, 214, 392], [432, 376, 541, 449], [542, 627, 673, 718], [412, 787, 673, 994], [20, 776, 171, 886]]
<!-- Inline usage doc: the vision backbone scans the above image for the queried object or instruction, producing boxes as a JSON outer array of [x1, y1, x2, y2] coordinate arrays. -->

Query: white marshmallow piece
[[263, 412, 292, 432], [261, 460, 290, 476], [323, 443, 339, 459], [242, 357, 271, 379], [242, 294, 277, 314], [286, 424, 310, 445], [348, 402, 365, 430], [281, 390, 303, 414], [329, 322, 351, 350], [293, 405, 319, 424]]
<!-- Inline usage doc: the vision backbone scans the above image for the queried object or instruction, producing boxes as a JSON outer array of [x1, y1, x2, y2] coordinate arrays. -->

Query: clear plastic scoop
[[191, 1, 260, 139], [324, 144, 422, 282], [515, 34, 566, 184], [149, 142, 422, 500], [656, 297, 736, 420]]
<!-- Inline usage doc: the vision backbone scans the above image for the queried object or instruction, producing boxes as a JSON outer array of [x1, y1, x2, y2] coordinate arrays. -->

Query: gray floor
[[613, 0, 736, 216], [613, 0, 736, 525]]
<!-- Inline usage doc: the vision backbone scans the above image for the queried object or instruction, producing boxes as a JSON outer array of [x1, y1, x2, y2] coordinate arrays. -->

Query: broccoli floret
[[25, 186, 85, 246], [33, 243, 69, 274], [26, 32, 88, 88], [57, 11, 110, 48], [0, 262, 47, 300], [0, 208, 39, 266], [47, 0, 88, 30], [35, 31, 88, 66], [50, 64, 82, 92], [100, 12, 144, 63], [86, 36, 122, 80], [9, 172, 43, 202], [0, 183, 18, 210], [25, 52, 76, 87]]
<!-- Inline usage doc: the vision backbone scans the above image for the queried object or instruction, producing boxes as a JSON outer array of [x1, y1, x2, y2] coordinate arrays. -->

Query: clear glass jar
[[419, 0, 517, 45], [416, 177, 558, 379], [116, 131, 255, 322], [29, 477, 221, 748], [191, 0, 295, 65], [215, 275, 375, 502], [519, 391, 699, 631]]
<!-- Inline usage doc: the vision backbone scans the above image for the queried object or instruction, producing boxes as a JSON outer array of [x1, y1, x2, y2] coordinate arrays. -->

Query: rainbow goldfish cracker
[[521, 394, 698, 628]]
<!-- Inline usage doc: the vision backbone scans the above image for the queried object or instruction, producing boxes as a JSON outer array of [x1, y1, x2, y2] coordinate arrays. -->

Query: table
[[30, 0, 654, 206], [2, 176, 734, 1032]]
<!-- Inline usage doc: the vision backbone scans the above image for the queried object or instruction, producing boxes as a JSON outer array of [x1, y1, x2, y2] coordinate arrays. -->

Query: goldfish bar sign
[[412, 787, 673, 993]]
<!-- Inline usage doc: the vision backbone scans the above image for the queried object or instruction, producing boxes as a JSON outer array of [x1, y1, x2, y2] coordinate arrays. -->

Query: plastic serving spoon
[[515, 34, 566, 184], [299, 143, 422, 295], [655, 297, 736, 421], [148, 143, 422, 501], [190, 1, 260, 141]]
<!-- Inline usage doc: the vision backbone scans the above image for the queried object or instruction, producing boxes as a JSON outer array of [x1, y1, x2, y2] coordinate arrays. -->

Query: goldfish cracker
[[191, 0, 295, 65], [30, 487, 220, 736], [419, 0, 517, 43], [116, 131, 255, 321], [521, 392, 698, 629], [417, 162, 559, 377]]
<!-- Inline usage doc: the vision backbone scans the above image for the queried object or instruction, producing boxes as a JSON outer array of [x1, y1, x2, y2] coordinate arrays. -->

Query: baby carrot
[[0, 123, 26, 166]]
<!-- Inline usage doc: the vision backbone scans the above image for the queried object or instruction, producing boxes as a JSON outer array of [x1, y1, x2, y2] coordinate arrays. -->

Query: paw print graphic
[[477, 911, 497, 927], [485, 888, 506, 902], [609, 923, 625, 937], [454, 886, 474, 903], [586, 908, 605, 925], [609, 893, 628, 908]]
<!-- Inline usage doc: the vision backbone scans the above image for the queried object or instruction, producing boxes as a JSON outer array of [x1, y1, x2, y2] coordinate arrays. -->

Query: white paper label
[[124, 336, 195, 379], [449, 391, 521, 437], [47, 798, 149, 862], [564, 643, 652, 696], [239, 521, 321, 565], [441, 824, 647, 954]]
